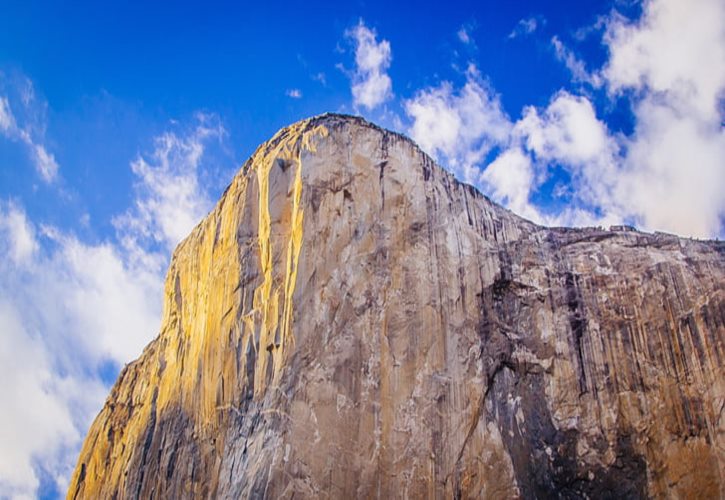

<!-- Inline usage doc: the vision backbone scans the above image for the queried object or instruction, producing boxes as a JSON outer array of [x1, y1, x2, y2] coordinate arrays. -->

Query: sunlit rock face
[[69, 114, 724, 499]]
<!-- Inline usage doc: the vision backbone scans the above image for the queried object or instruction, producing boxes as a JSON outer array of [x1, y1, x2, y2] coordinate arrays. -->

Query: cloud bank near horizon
[[402, 0, 724, 237], [0, 108, 226, 497]]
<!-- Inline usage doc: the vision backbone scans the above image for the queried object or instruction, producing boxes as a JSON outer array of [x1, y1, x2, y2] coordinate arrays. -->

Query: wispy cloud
[[345, 20, 393, 110], [509, 15, 545, 39], [0, 202, 38, 264], [312, 72, 327, 86], [114, 113, 225, 254], [285, 88, 303, 99], [0, 76, 59, 183], [457, 27, 472, 44], [551, 36, 602, 87], [456, 22, 478, 51]]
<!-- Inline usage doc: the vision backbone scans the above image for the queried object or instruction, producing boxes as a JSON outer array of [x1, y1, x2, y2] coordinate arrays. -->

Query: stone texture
[[68, 114, 724, 499]]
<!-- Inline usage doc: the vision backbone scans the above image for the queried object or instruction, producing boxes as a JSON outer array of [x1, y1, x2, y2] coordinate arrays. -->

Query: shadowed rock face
[[68, 114, 724, 499]]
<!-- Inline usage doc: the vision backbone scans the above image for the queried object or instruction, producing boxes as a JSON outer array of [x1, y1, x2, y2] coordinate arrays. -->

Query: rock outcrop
[[69, 114, 724, 499]]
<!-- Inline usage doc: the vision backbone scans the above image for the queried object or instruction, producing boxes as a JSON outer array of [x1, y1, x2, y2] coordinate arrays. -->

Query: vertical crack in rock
[[565, 271, 589, 394]]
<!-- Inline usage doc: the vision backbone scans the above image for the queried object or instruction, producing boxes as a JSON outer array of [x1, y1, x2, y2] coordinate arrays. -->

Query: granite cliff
[[69, 114, 724, 499]]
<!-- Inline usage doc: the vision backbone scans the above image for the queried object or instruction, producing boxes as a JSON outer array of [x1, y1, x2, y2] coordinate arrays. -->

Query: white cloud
[[312, 72, 327, 86], [0, 205, 117, 498], [0, 78, 59, 183], [415, 0, 724, 238], [286, 88, 303, 99], [346, 20, 393, 110], [0, 114, 226, 497], [405, 65, 512, 183], [404, 68, 607, 213], [0, 301, 80, 499], [41, 233, 165, 364], [458, 26, 472, 44], [114, 113, 224, 253], [31, 143, 59, 183], [509, 16, 544, 39], [0, 205, 162, 500], [516, 92, 619, 191], [616, 99, 725, 236], [480, 148, 543, 222], [475, 92, 620, 227], [604, 0, 725, 121], [551, 36, 602, 87], [0, 97, 16, 132], [482, 77, 723, 237], [600, 0, 725, 237], [0, 202, 38, 265], [520, 93, 624, 224]]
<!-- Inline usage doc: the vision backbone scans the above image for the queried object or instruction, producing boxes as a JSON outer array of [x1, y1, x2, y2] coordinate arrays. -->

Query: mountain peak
[[69, 116, 725, 499]]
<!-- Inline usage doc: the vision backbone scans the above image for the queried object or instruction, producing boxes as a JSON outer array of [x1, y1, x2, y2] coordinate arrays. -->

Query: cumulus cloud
[[405, 83, 608, 226], [286, 88, 302, 99], [346, 20, 393, 110], [409, 0, 724, 237], [486, 8, 724, 237], [602, 0, 725, 236], [517, 92, 620, 209], [409, 62, 721, 235], [0, 114, 225, 498], [604, 0, 725, 121], [0, 78, 59, 183], [480, 148, 543, 222], [616, 98, 725, 236], [472, 91, 620, 227], [405, 65, 512, 183], [518, 94, 612, 166]]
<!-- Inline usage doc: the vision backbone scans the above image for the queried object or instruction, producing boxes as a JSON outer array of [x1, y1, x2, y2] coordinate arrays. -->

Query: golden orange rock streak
[[252, 122, 327, 398]]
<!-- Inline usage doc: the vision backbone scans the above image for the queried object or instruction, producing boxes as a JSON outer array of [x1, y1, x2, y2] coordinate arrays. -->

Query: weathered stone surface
[[69, 114, 724, 499]]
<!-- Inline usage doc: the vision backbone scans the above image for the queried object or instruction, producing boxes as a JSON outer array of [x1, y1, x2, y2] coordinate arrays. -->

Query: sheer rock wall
[[69, 115, 724, 499]]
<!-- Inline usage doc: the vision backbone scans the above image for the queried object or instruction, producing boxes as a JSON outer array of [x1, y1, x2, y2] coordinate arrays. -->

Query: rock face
[[69, 114, 724, 499]]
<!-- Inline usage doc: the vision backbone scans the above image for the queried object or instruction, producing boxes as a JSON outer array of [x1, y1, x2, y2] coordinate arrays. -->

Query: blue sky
[[0, 0, 723, 497]]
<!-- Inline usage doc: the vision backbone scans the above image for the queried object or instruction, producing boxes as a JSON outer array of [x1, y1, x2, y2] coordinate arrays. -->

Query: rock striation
[[69, 114, 724, 499]]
